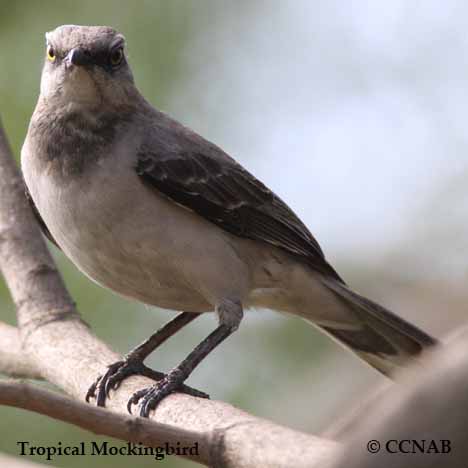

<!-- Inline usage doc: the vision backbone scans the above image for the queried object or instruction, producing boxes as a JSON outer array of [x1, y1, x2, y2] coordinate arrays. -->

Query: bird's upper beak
[[64, 48, 92, 69]]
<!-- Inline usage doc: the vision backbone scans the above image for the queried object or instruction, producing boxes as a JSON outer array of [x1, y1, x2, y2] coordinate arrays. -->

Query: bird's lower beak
[[64, 48, 92, 69]]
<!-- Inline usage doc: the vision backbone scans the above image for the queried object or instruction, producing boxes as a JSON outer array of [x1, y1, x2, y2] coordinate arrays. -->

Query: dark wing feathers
[[24, 184, 60, 249], [136, 149, 343, 282]]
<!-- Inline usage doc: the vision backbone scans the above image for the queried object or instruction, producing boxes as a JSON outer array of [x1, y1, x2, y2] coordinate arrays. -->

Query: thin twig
[[0, 380, 207, 464], [0, 453, 51, 468]]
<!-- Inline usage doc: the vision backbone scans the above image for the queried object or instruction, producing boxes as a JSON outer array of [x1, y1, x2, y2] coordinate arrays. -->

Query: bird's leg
[[86, 311, 207, 407], [128, 298, 243, 418]]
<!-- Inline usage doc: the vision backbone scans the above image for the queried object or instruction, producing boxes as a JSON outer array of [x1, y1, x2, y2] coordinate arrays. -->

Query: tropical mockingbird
[[21, 25, 438, 417]]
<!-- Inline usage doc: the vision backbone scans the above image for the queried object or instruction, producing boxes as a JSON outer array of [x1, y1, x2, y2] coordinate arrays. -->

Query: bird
[[22, 25, 438, 418]]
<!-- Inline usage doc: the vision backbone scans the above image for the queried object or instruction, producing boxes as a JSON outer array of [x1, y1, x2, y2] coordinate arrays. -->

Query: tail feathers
[[319, 277, 438, 377]]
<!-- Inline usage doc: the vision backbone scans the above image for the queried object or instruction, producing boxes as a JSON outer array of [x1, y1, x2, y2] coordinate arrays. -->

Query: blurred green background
[[1, 1, 468, 466]]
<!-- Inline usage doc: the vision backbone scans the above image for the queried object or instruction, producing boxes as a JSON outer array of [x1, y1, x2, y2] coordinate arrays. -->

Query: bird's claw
[[104, 360, 145, 396], [127, 371, 186, 417], [85, 378, 100, 403], [86, 360, 209, 413], [86, 359, 145, 407]]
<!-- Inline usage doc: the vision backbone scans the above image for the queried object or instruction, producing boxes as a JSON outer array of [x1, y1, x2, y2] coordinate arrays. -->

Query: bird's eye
[[109, 47, 124, 67], [47, 45, 56, 62]]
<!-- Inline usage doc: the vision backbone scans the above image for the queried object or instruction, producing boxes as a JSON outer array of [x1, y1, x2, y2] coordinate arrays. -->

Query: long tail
[[318, 277, 438, 377]]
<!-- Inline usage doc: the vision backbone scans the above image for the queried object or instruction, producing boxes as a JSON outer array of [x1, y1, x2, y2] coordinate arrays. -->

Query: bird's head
[[40, 25, 135, 109]]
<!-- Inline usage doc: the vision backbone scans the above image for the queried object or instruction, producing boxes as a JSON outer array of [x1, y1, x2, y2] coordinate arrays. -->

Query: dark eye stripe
[[82, 46, 125, 71]]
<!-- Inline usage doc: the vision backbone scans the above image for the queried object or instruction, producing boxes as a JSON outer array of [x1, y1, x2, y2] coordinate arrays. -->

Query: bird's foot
[[86, 359, 208, 409], [127, 368, 196, 417], [86, 359, 145, 407]]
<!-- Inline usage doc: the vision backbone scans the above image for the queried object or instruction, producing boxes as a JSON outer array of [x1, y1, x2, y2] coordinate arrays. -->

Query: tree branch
[[0, 453, 52, 468], [327, 327, 468, 468], [0, 379, 205, 463], [0, 322, 41, 379], [0, 119, 338, 466]]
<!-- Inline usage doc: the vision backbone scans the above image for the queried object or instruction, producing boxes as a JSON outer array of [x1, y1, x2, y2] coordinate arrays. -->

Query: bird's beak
[[64, 48, 92, 69]]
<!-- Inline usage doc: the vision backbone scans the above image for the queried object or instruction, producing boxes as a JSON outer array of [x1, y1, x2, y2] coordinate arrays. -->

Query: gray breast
[[27, 105, 133, 180]]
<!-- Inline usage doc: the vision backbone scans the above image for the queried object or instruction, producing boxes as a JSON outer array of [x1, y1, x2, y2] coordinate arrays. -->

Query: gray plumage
[[22, 25, 437, 408]]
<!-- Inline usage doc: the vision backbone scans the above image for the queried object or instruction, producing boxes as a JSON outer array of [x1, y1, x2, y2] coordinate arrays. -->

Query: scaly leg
[[128, 299, 243, 417], [86, 311, 207, 407]]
